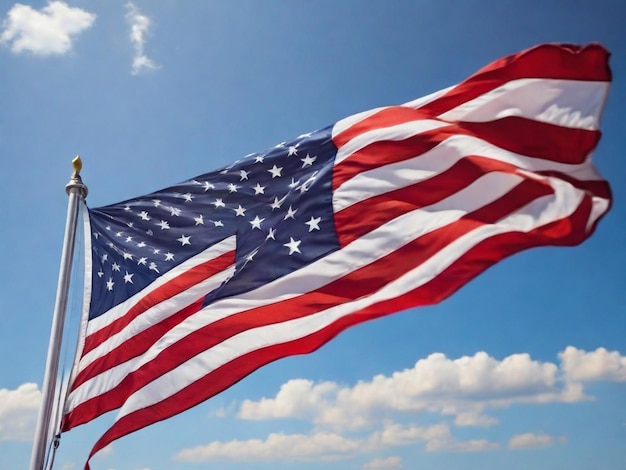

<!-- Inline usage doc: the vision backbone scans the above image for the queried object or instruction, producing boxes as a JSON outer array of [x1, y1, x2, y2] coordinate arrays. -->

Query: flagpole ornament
[[66, 155, 88, 198], [30, 157, 88, 470]]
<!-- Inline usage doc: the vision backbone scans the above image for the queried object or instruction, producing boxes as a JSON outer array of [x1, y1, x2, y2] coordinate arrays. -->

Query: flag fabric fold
[[62, 43, 612, 468]]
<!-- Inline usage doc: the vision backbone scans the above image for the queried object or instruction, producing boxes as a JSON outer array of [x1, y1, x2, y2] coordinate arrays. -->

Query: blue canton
[[88, 127, 340, 319]]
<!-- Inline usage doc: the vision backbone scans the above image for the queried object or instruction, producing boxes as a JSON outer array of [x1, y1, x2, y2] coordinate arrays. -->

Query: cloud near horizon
[[0, 383, 41, 442], [0, 2, 95, 56], [173, 346, 626, 463]]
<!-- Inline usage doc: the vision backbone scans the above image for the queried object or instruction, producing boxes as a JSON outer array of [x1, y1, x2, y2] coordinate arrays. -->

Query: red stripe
[[332, 44, 610, 147], [459, 118, 601, 164], [335, 156, 551, 247], [63, 178, 550, 430], [333, 106, 432, 149], [70, 298, 205, 392], [417, 44, 610, 117], [332, 121, 600, 193], [83, 196, 596, 468], [82, 250, 235, 355]]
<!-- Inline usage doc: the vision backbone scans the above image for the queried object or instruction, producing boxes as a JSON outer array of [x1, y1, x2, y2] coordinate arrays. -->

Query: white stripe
[[64, 171, 528, 412], [116, 179, 586, 419], [332, 85, 454, 140], [334, 119, 448, 165], [438, 78, 609, 130], [402, 85, 455, 109], [332, 107, 388, 139], [65, 204, 94, 392], [85, 235, 237, 335], [76, 265, 235, 370], [333, 133, 604, 212]]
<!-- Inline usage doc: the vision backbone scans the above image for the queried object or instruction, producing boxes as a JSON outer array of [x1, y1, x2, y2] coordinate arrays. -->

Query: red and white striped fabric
[[63, 43, 612, 468]]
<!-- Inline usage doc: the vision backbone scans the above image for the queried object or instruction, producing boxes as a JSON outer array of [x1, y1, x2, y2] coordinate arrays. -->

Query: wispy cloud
[[508, 432, 566, 450], [0, 1, 95, 56], [125, 2, 158, 75], [362, 456, 403, 470]]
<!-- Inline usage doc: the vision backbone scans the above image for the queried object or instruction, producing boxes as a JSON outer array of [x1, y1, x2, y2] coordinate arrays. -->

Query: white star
[[116, 231, 123, 237], [253, 183, 266, 195], [268, 165, 283, 178], [149, 262, 159, 273], [270, 196, 284, 210], [137, 241, 146, 248], [234, 205, 246, 217], [137, 257, 148, 265], [266, 227, 276, 240], [165, 252, 175, 261], [288, 145, 299, 156], [106, 278, 114, 291], [228, 183, 239, 193], [138, 211, 150, 221], [178, 235, 191, 246], [284, 237, 301, 255], [288, 178, 300, 189], [124, 272, 134, 284], [112, 262, 121, 272], [203, 181, 215, 191], [255, 155, 265, 163], [301, 154, 317, 167], [93, 232, 100, 239], [239, 169, 250, 180], [125, 236, 133, 242], [97, 269, 104, 278], [123, 252, 133, 260], [124, 205, 132, 212], [170, 206, 182, 216], [213, 198, 225, 208], [182, 193, 193, 202], [246, 249, 258, 262], [194, 214, 204, 225], [249, 215, 265, 230], [305, 216, 321, 232], [153, 248, 161, 254], [284, 205, 297, 220], [157, 220, 170, 230], [152, 199, 161, 207], [214, 220, 224, 227], [126, 221, 134, 228]]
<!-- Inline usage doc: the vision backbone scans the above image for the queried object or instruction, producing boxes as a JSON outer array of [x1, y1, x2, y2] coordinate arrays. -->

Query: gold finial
[[72, 155, 82, 177]]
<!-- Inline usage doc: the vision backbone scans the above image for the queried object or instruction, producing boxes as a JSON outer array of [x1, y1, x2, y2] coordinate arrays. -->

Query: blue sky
[[1, 1, 625, 469]]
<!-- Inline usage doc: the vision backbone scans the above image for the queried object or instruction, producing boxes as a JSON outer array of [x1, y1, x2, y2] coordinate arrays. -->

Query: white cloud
[[560, 346, 626, 382], [175, 431, 360, 462], [0, 1, 95, 56], [240, 350, 561, 430], [362, 456, 402, 470], [238, 347, 626, 431], [0, 383, 41, 441], [175, 422, 494, 463], [187, 346, 625, 463], [125, 2, 158, 75], [508, 432, 565, 450]]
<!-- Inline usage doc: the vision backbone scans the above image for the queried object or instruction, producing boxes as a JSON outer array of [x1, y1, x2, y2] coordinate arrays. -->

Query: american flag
[[62, 43, 612, 465]]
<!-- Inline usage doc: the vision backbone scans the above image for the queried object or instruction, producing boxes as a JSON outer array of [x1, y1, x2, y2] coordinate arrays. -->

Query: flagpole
[[30, 157, 88, 470]]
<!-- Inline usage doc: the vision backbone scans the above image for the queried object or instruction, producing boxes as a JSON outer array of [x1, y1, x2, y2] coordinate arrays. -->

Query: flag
[[62, 43, 612, 466]]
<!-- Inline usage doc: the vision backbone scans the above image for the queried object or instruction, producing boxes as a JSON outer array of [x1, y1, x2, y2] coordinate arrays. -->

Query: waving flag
[[62, 43, 612, 466]]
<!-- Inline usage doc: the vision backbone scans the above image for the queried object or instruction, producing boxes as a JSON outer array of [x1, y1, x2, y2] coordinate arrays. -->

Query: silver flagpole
[[30, 157, 88, 470]]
